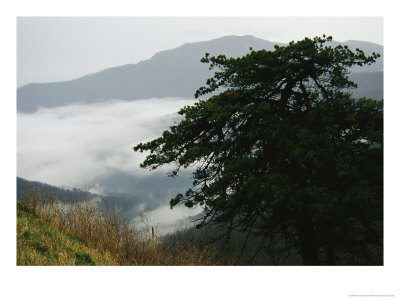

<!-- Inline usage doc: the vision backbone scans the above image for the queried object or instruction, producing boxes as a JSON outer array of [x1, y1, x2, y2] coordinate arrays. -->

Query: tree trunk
[[326, 243, 335, 265], [297, 217, 320, 265]]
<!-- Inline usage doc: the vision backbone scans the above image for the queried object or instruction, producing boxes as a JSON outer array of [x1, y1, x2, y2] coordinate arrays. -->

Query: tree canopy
[[134, 36, 383, 265]]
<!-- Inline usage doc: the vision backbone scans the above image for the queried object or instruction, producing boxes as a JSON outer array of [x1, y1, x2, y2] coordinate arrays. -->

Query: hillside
[[16, 186, 225, 266], [17, 202, 116, 266], [17, 35, 383, 113], [17, 177, 91, 203]]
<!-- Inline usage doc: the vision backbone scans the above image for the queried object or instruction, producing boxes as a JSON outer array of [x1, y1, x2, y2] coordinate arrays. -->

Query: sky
[[17, 16, 383, 87]]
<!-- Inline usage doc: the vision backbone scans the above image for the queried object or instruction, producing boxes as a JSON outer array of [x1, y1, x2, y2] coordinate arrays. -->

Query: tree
[[134, 36, 383, 265]]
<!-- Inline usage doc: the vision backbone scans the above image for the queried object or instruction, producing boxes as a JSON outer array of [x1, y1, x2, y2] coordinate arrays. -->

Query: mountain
[[349, 71, 383, 100], [17, 35, 383, 113]]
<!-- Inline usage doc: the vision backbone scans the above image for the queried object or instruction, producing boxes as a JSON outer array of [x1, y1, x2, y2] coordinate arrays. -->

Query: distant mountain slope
[[17, 177, 142, 217], [17, 176, 90, 203], [349, 71, 383, 100], [17, 35, 383, 113]]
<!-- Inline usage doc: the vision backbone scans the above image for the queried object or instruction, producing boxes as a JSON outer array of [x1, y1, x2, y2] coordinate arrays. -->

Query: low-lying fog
[[17, 98, 203, 234]]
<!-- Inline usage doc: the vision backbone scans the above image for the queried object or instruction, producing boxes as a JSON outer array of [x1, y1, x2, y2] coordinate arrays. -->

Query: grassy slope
[[17, 202, 116, 266]]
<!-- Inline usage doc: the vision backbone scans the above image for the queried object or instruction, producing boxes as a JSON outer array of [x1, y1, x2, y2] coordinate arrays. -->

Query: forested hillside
[[17, 177, 143, 217]]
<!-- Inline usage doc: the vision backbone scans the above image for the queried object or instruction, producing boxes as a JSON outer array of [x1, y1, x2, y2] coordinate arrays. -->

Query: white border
[[2, 1, 399, 300]]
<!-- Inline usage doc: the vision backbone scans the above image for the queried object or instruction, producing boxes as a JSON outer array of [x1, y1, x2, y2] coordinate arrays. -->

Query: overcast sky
[[17, 17, 383, 87]]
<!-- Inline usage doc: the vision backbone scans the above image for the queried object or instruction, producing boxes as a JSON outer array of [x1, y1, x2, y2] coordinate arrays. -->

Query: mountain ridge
[[19, 35, 383, 88], [17, 35, 383, 113]]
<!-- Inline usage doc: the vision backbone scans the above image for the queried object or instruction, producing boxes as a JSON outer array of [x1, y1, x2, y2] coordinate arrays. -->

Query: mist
[[17, 97, 200, 232]]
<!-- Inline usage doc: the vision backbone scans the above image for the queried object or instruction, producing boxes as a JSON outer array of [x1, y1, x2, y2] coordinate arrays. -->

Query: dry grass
[[17, 202, 116, 265], [18, 185, 223, 266]]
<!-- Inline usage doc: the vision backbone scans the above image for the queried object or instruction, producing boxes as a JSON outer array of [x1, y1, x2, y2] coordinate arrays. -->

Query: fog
[[134, 204, 204, 235], [17, 98, 201, 232]]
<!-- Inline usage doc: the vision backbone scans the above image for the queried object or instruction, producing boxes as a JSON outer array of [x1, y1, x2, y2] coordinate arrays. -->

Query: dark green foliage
[[75, 252, 95, 266], [134, 36, 383, 265]]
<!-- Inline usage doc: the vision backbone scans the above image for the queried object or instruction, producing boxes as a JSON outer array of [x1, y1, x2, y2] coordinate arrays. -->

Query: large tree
[[134, 36, 383, 265]]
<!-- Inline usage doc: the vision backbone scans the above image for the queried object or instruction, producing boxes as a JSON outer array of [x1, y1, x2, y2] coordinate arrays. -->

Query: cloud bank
[[17, 98, 199, 232], [17, 98, 195, 185]]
